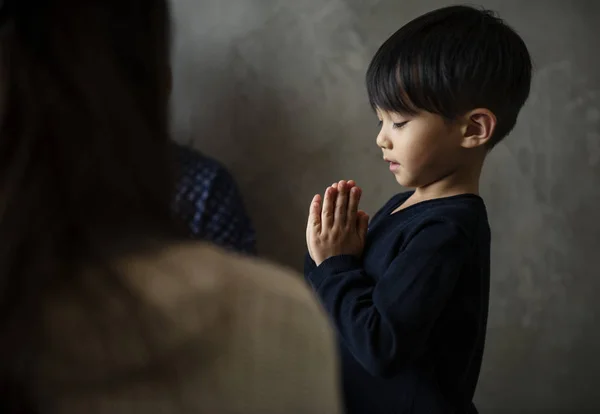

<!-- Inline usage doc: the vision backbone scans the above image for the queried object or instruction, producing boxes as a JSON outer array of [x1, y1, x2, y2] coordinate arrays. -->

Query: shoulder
[[173, 143, 236, 185], [41, 243, 339, 412], [126, 244, 340, 411], [42, 242, 333, 364], [406, 195, 490, 247], [123, 243, 330, 336], [433, 194, 487, 229], [142, 244, 340, 411], [150, 242, 324, 306]]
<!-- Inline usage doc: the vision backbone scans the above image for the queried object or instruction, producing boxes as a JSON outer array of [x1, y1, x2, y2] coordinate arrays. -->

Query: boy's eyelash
[[377, 120, 408, 129]]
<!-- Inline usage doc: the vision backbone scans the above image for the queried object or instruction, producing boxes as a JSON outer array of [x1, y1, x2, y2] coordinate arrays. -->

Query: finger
[[322, 186, 337, 229], [347, 186, 362, 225], [308, 194, 322, 229], [357, 211, 370, 238], [335, 180, 349, 226], [334, 181, 355, 190]]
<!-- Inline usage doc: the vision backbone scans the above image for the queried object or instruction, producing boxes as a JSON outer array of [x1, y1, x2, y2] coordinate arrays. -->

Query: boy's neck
[[412, 157, 484, 202], [393, 168, 482, 214]]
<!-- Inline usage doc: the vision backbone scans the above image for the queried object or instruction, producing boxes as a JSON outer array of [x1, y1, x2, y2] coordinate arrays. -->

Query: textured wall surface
[[170, 1, 600, 412]]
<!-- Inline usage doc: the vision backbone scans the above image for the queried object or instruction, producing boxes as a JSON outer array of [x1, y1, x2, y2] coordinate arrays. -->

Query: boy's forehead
[[375, 108, 391, 117], [375, 108, 409, 118]]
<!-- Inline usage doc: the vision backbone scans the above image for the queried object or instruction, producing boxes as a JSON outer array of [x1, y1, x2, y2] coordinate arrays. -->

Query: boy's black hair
[[366, 5, 532, 147]]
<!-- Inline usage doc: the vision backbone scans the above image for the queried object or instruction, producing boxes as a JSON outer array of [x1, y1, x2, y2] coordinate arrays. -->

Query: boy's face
[[375, 109, 467, 188]]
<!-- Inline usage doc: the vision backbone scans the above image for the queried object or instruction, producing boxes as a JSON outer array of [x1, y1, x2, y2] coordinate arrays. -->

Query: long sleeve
[[304, 251, 317, 281], [305, 219, 472, 378]]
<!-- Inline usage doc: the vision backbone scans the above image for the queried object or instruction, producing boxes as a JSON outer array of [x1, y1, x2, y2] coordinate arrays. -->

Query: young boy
[[305, 5, 532, 414]]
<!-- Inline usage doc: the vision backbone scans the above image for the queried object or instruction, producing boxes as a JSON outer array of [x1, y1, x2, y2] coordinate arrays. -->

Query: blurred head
[[366, 5, 532, 188], [0, 0, 175, 255], [0, 0, 176, 408]]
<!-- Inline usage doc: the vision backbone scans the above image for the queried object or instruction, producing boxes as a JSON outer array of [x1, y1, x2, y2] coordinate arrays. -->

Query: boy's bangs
[[366, 49, 421, 116], [365, 30, 457, 119]]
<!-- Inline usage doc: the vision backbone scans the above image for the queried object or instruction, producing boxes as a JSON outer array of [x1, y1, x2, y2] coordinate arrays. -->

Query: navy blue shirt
[[305, 192, 490, 414], [172, 143, 256, 255]]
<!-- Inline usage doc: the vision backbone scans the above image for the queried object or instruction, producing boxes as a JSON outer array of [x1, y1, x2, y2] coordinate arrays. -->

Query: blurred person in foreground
[[0, 1, 341, 413]]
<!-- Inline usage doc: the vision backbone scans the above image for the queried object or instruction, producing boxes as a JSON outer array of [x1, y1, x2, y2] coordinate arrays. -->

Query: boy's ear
[[460, 109, 496, 149]]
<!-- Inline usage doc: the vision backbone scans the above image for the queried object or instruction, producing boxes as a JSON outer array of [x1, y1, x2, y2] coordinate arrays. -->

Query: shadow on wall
[[225, 51, 312, 266], [171, 48, 313, 266]]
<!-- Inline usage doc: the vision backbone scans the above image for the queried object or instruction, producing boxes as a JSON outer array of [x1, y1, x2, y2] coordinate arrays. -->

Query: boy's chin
[[394, 173, 412, 187], [394, 173, 422, 190]]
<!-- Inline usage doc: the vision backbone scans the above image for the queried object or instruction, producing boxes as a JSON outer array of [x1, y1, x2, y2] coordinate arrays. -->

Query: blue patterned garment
[[172, 143, 256, 255]]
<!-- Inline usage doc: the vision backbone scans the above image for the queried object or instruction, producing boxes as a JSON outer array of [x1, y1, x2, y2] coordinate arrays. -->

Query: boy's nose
[[376, 131, 392, 150]]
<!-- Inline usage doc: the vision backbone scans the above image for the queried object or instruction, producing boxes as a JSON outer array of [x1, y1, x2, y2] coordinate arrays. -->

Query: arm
[[306, 220, 471, 378]]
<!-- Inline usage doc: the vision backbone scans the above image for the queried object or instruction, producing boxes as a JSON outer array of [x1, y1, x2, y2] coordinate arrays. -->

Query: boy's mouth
[[384, 157, 400, 172]]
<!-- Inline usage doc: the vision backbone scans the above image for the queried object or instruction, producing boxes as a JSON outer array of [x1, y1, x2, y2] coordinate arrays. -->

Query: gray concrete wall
[[170, 1, 600, 412]]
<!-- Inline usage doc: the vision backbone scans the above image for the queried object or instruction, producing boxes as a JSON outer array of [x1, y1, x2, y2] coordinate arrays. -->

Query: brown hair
[[0, 0, 180, 410]]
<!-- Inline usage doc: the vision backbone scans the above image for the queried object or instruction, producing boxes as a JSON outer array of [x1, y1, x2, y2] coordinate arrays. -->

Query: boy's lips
[[384, 157, 400, 172]]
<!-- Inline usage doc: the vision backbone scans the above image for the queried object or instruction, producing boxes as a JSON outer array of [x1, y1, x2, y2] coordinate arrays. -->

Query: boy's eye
[[377, 120, 408, 129]]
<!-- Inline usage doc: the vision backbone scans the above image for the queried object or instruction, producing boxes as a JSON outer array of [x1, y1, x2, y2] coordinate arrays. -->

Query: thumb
[[357, 210, 369, 239]]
